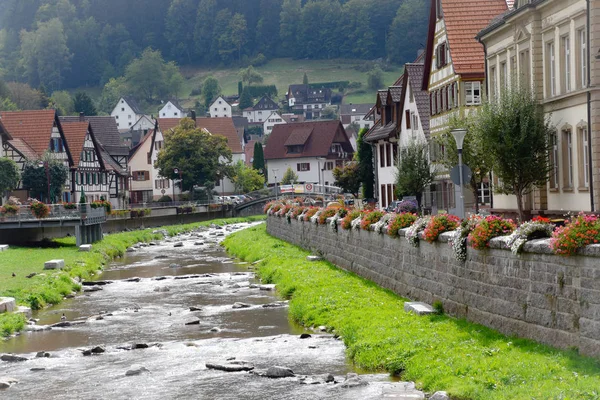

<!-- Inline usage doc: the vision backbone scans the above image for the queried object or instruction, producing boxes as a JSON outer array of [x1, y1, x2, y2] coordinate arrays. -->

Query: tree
[[303, 72, 309, 85], [21, 157, 69, 203], [0, 157, 20, 200], [386, 0, 430, 64], [239, 66, 264, 85], [238, 88, 253, 110], [155, 118, 233, 192], [165, 0, 197, 63], [436, 112, 493, 213], [231, 161, 265, 193], [279, 0, 301, 55], [280, 167, 298, 185], [395, 140, 437, 210], [333, 162, 361, 198], [50, 91, 74, 116], [252, 142, 266, 175], [193, 0, 218, 63], [73, 92, 97, 116], [6, 82, 41, 110], [202, 76, 221, 108], [98, 77, 127, 114], [124, 47, 183, 102], [367, 66, 384, 90], [320, 106, 338, 120], [356, 128, 374, 199], [218, 13, 248, 63], [476, 84, 554, 221]]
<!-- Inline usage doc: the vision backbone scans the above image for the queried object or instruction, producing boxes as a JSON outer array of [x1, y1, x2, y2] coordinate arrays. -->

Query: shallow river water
[[0, 222, 411, 400]]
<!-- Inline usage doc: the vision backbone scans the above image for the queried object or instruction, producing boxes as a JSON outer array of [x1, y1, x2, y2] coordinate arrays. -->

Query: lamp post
[[272, 168, 279, 200], [173, 168, 182, 202], [38, 161, 51, 204], [451, 128, 467, 220]]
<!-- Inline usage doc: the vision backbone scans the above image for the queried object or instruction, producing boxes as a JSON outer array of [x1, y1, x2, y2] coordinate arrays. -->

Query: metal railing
[[0, 204, 106, 223]]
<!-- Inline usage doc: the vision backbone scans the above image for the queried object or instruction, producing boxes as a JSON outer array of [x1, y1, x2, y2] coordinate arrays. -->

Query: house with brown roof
[[263, 120, 353, 188], [421, 0, 508, 214], [243, 96, 279, 123], [128, 130, 155, 204], [339, 104, 375, 131], [1, 110, 74, 202]]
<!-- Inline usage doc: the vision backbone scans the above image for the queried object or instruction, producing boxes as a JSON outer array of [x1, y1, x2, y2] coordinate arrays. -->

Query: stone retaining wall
[[267, 216, 600, 358]]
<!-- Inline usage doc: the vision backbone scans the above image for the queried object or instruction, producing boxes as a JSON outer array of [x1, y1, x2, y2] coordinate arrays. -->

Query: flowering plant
[[395, 200, 418, 213], [341, 210, 362, 230], [1, 204, 18, 215], [276, 204, 292, 217], [374, 213, 393, 234], [329, 208, 348, 232], [449, 215, 484, 261], [387, 213, 418, 237], [30, 199, 50, 219], [263, 201, 275, 214], [360, 210, 385, 231], [506, 220, 554, 254], [62, 202, 77, 210], [91, 200, 112, 213], [303, 207, 319, 222], [468, 215, 516, 250], [318, 206, 340, 224], [550, 213, 600, 256], [532, 216, 551, 223], [423, 214, 460, 243], [406, 216, 431, 247], [290, 206, 306, 219]]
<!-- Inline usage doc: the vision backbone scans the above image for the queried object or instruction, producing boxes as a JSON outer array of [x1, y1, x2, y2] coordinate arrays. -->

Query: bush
[[423, 214, 460, 243], [62, 202, 77, 210], [91, 200, 111, 213], [30, 200, 50, 219], [1, 204, 18, 215], [387, 213, 418, 237], [469, 215, 516, 250], [249, 53, 267, 67], [157, 195, 173, 203], [131, 208, 151, 218], [360, 210, 385, 231], [177, 205, 194, 214], [550, 213, 600, 256], [396, 200, 418, 213]]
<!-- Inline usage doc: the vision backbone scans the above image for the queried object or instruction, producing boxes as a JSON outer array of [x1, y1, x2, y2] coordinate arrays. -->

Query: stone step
[[79, 244, 92, 252], [44, 259, 65, 270], [0, 245, 8, 252], [0, 297, 16, 313], [404, 302, 436, 316]]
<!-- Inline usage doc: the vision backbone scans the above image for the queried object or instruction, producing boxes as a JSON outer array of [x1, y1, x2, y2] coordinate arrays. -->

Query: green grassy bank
[[0, 216, 265, 336], [223, 224, 600, 400]]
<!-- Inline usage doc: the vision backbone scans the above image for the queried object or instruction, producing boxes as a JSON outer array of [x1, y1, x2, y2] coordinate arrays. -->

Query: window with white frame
[[477, 182, 491, 205], [464, 82, 481, 105], [562, 35, 571, 93], [500, 62, 507, 88], [578, 29, 587, 89], [562, 129, 573, 189], [547, 41, 556, 97], [549, 132, 559, 189], [579, 126, 590, 188], [297, 163, 310, 172], [519, 49, 530, 88], [411, 112, 419, 131]]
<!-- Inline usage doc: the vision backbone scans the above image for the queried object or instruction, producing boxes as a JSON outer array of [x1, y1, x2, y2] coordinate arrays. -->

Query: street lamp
[[173, 168, 182, 201], [272, 168, 279, 200], [38, 161, 50, 204], [451, 128, 467, 219]]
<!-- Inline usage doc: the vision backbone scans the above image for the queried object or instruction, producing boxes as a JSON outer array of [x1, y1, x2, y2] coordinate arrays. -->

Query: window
[[430, 93, 436, 115], [436, 42, 447, 69], [500, 62, 507, 88], [578, 29, 587, 89], [330, 143, 342, 154], [489, 66, 497, 100], [325, 161, 334, 170], [128, 115, 131, 119], [478, 182, 491, 205], [562, 129, 573, 188], [381, 184, 387, 209], [393, 143, 398, 164], [133, 171, 149, 181], [223, 108, 227, 111], [519, 50, 530, 88], [547, 41, 556, 96], [464, 81, 481, 105], [412, 113, 419, 130], [409, 86, 414, 103], [386, 143, 391, 167], [380, 144, 385, 167], [155, 179, 170, 189], [579, 126, 590, 188], [287, 145, 303, 153], [297, 163, 310, 172], [549, 132, 559, 189], [562, 35, 571, 93], [121, 107, 124, 111], [436, 90, 442, 112], [116, 115, 119, 120], [405, 110, 411, 129]]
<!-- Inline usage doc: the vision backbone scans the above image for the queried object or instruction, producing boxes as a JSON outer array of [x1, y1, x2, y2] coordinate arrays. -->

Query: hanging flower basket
[[30, 200, 50, 219]]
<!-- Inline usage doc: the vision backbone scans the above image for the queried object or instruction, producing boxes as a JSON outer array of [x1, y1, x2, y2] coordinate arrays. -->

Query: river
[[0, 222, 422, 399]]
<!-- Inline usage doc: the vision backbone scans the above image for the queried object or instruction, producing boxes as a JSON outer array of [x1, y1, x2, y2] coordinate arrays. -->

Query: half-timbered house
[[0, 110, 74, 202]]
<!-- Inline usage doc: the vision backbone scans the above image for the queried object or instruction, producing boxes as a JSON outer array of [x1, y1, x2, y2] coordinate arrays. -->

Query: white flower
[[406, 216, 430, 247], [506, 221, 554, 254]]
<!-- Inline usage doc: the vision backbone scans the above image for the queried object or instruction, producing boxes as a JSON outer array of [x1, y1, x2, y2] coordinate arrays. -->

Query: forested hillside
[[0, 0, 429, 91]]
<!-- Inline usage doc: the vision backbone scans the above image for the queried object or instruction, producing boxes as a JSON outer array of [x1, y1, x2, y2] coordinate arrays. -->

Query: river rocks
[[209, 327, 221, 332], [126, 247, 135, 253], [306, 255, 322, 262], [404, 302, 436, 316], [0, 377, 18, 389], [83, 286, 103, 292], [30, 368, 46, 371], [340, 373, 368, 388], [51, 320, 87, 328], [299, 333, 312, 339], [429, 391, 449, 400], [24, 325, 51, 332], [194, 242, 204, 246], [185, 319, 200, 325], [232, 302, 252, 309], [153, 286, 170, 292], [1, 354, 27, 362], [36, 351, 51, 358], [125, 366, 149, 376], [189, 306, 202, 311], [44, 259, 64, 270], [265, 366, 295, 378], [0, 297, 16, 313], [173, 242, 184, 248], [206, 360, 255, 372], [248, 284, 275, 291], [124, 277, 141, 282], [153, 276, 168, 281], [82, 280, 112, 286], [132, 343, 149, 349], [154, 255, 169, 259], [82, 346, 105, 356], [299, 374, 335, 385]]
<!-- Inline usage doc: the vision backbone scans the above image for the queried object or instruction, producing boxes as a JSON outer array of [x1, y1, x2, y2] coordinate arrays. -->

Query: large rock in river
[[265, 366, 295, 378], [206, 360, 255, 372]]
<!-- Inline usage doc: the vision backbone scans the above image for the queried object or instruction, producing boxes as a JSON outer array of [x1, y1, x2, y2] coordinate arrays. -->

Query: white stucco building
[[209, 96, 232, 118]]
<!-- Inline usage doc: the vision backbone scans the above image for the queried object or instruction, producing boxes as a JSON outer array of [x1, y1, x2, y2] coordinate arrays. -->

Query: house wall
[[209, 97, 232, 118], [159, 102, 184, 119], [243, 109, 277, 123], [263, 112, 286, 135], [265, 158, 337, 186], [216, 153, 245, 194], [131, 116, 155, 132], [150, 129, 180, 200], [111, 98, 142, 131], [342, 114, 374, 131], [374, 140, 397, 209], [267, 216, 600, 358], [129, 136, 154, 203]]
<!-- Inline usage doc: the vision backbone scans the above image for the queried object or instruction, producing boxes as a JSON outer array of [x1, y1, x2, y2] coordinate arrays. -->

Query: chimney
[[79, 112, 85, 122], [191, 110, 196, 122]]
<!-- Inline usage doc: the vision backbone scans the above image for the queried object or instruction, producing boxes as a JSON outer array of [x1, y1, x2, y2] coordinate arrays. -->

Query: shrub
[[360, 210, 385, 231], [131, 208, 151, 218], [1, 204, 18, 215], [423, 214, 460, 243], [396, 200, 418, 213], [157, 195, 173, 203], [303, 207, 319, 222], [290, 206, 306, 219], [177, 205, 194, 214], [91, 200, 111, 213], [263, 201, 275, 214], [318, 207, 339, 224], [550, 213, 600, 256], [341, 210, 362, 230], [387, 213, 418, 237], [469, 215, 516, 250], [30, 200, 50, 219]]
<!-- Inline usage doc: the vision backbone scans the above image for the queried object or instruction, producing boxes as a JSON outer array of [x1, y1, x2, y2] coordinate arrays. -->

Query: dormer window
[[330, 143, 342, 154], [287, 145, 304, 154]]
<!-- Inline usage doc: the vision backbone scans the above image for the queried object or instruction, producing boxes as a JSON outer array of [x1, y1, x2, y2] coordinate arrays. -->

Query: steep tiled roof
[[101, 149, 126, 175], [0, 110, 57, 157], [264, 120, 353, 160], [157, 118, 182, 134], [61, 121, 89, 166], [196, 117, 243, 154], [281, 114, 305, 124], [245, 140, 256, 166], [123, 96, 143, 114], [405, 63, 431, 139], [389, 85, 404, 103], [60, 116, 128, 156], [443, 0, 508, 75], [339, 104, 374, 116], [0, 119, 11, 141], [377, 91, 388, 106], [364, 122, 397, 142], [7, 138, 37, 160], [284, 127, 313, 146]]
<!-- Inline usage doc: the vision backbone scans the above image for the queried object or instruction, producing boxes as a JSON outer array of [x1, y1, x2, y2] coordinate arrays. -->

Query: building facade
[[209, 96, 233, 118]]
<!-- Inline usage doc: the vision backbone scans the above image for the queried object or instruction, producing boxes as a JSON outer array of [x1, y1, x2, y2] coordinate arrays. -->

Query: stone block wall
[[267, 216, 600, 358]]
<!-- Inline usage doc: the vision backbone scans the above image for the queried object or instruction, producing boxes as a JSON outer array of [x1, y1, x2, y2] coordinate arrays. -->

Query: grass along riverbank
[[0, 216, 265, 336], [223, 224, 600, 400]]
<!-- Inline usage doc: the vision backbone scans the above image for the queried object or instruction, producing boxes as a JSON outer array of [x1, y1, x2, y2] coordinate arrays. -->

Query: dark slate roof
[[167, 98, 184, 112], [250, 96, 279, 111], [339, 104, 374, 116], [405, 63, 431, 139], [364, 122, 397, 142], [232, 116, 249, 129], [123, 96, 143, 114], [389, 85, 403, 103], [287, 84, 332, 104], [60, 116, 129, 156], [377, 91, 388, 106]]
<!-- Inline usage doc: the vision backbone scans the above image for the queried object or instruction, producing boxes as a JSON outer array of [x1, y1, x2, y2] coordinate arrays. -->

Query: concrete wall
[[267, 216, 600, 357]]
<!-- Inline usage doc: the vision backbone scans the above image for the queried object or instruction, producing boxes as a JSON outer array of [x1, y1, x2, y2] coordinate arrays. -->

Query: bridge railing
[[0, 204, 106, 223]]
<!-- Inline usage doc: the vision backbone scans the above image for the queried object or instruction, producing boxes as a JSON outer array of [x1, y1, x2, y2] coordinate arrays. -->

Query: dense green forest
[[0, 0, 429, 92]]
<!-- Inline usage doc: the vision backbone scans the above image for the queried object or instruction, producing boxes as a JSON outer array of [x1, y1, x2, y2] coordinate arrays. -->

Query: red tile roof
[[264, 120, 353, 160], [443, 0, 508, 75], [284, 127, 313, 146], [0, 110, 57, 157], [157, 118, 181, 134], [0, 119, 11, 141], [61, 121, 89, 166], [7, 138, 37, 160]]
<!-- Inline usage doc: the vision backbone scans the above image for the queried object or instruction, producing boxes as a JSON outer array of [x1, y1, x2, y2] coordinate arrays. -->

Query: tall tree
[[252, 141, 265, 175], [202, 76, 221, 108], [19, 18, 72, 90], [356, 128, 374, 199], [73, 92, 97, 116], [333, 162, 361, 198], [66, 17, 105, 87], [231, 160, 265, 193], [281, 167, 298, 185], [155, 118, 233, 192], [256, 0, 282, 57], [165, 0, 197, 63], [21, 157, 69, 203], [387, 0, 430, 64], [194, 0, 218, 63], [477, 84, 554, 221], [395, 140, 437, 210], [279, 0, 301, 55], [124, 47, 183, 102], [0, 158, 20, 200], [98, 76, 127, 114], [238, 89, 253, 110], [50, 90, 74, 115], [239, 66, 264, 85], [218, 13, 248, 63], [6, 82, 41, 110]]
